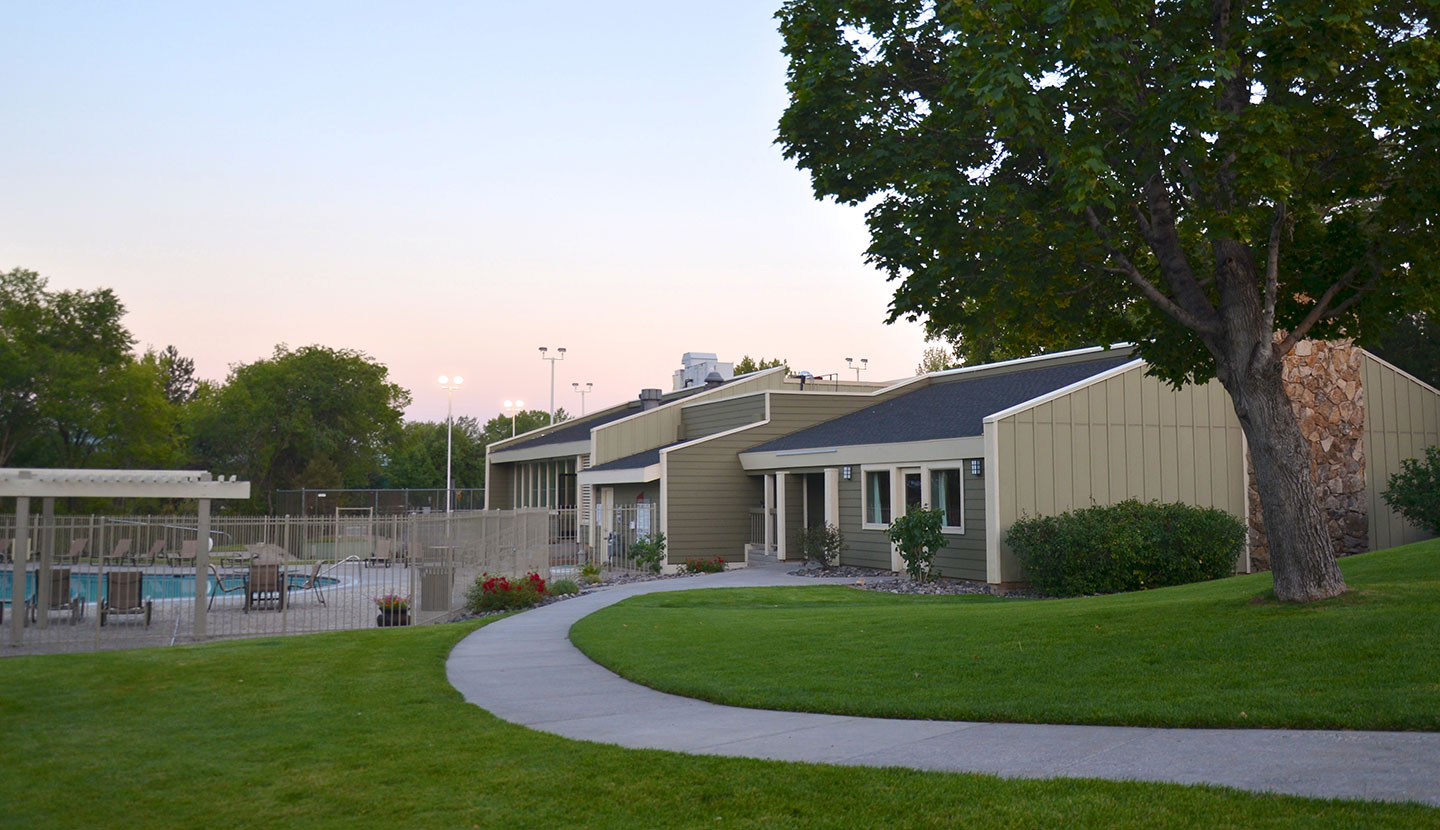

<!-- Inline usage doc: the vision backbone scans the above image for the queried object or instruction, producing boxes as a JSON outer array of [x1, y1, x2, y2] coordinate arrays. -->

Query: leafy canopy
[[734, 356, 789, 376], [777, 0, 1438, 383]]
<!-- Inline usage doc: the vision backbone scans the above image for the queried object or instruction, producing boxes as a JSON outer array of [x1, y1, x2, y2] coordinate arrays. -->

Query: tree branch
[[1272, 259, 1377, 358], [1086, 207, 1222, 335], [1257, 201, 1287, 357]]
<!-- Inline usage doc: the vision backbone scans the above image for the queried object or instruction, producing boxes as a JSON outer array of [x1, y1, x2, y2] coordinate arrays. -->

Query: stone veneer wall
[[1246, 339, 1368, 570]]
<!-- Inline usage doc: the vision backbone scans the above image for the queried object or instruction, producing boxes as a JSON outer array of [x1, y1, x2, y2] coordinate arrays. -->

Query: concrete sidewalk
[[446, 565, 1440, 807]]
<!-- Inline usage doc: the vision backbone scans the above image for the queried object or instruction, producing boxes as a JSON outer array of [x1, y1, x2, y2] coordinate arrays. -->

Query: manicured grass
[[3, 621, 1436, 826], [571, 540, 1440, 731]]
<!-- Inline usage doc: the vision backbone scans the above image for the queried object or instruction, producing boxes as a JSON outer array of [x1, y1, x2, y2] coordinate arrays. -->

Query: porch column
[[824, 468, 840, 529], [193, 498, 210, 638], [10, 497, 28, 646], [763, 474, 775, 555], [775, 471, 788, 561]]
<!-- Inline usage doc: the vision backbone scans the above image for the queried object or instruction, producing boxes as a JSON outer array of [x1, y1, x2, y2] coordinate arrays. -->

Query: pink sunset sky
[[2, 2, 932, 423]]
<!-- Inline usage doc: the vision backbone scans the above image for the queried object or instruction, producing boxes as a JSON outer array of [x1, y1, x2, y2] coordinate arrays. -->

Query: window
[[864, 470, 891, 525], [930, 468, 964, 531]]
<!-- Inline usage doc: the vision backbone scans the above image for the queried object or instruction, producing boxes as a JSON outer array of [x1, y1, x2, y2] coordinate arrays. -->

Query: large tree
[[0, 268, 141, 467], [188, 344, 410, 508], [777, 0, 1438, 600], [384, 417, 487, 489]]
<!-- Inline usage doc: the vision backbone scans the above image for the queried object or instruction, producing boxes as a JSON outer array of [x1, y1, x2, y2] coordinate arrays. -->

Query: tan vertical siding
[[992, 364, 1246, 582], [1362, 353, 1440, 549], [592, 370, 790, 465]]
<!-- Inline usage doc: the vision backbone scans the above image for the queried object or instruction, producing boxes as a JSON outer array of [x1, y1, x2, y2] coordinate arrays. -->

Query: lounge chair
[[55, 538, 88, 566], [207, 564, 247, 609], [288, 561, 327, 606], [100, 571, 152, 626], [167, 540, 198, 568], [0, 538, 10, 564], [245, 563, 286, 612], [101, 539, 133, 566], [142, 539, 166, 565], [27, 568, 86, 624], [365, 538, 395, 568]]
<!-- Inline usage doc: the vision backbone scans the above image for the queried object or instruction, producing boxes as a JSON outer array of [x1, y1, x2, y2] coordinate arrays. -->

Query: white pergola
[[1, 468, 251, 645]]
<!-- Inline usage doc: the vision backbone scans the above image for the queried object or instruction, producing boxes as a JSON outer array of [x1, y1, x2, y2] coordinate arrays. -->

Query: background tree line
[[1, 268, 559, 512]]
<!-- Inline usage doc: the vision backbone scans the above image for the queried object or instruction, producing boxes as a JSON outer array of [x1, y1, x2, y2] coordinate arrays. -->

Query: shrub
[[630, 533, 666, 574], [1006, 499, 1244, 597], [681, 556, 726, 574], [548, 578, 580, 595], [466, 571, 548, 612], [579, 561, 603, 584], [797, 522, 845, 568], [1383, 446, 1440, 535], [887, 508, 946, 582]]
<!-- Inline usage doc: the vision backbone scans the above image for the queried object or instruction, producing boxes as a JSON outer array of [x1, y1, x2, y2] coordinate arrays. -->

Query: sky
[[2, 1, 932, 423]]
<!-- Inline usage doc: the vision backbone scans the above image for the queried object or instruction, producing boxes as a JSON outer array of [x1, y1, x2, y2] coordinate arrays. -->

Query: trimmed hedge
[[1006, 500, 1245, 597]]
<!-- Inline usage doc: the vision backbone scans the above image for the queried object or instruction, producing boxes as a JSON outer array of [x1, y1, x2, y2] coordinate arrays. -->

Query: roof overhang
[[0, 468, 251, 500], [739, 436, 985, 471], [577, 465, 661, 486], [488, 440, 590, 464]]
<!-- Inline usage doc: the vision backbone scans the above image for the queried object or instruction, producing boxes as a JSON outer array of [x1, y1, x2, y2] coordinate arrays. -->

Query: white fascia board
[[487, 439, 591, 464], [578, 465, 661, 486], [926, 342, 1134, 382], [982, 359, 1145, 425], [739, 436, 985, 471], [1359, 347, 1440, 396]]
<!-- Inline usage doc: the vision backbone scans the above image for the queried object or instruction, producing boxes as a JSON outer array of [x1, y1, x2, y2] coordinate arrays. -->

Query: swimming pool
[[0, 571, 341, 603]]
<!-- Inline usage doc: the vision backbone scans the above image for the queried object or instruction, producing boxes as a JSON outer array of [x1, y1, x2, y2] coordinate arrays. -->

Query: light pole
[[503, 399, 526, 437], [439, 375, 463, 514], [572, 382, 592, 415], [539, 346, 566, 423], [845, 357, 869, 381]]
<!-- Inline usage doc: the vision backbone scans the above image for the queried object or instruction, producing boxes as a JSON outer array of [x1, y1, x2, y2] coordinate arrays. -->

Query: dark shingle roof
[[585, 444, 677, 473], [496, 386, 715, 454], [747, 355, 1134, 453], [496, 406, 638, 453]]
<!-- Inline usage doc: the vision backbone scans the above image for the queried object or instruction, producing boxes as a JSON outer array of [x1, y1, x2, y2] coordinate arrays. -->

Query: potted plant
[[374, 593, 411, 627]]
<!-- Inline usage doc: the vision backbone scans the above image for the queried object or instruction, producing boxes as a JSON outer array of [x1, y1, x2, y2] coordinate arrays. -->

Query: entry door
[[892, 467, 923, 571]]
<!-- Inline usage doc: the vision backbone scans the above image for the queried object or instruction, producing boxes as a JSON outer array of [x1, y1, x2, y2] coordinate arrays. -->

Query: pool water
[[0, 571, 340, 603]]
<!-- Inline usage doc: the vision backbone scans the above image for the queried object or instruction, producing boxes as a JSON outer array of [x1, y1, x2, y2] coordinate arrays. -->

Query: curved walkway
[[447, 565, 1440, 807]]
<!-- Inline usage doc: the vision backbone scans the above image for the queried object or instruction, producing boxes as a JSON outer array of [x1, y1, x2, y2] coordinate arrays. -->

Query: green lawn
[[571, 540, 1440, 731], [3, 619, 1436, 826]]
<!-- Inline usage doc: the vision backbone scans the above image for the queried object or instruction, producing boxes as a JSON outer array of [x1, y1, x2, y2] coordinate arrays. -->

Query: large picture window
[[930, 468, 964, 531], [864, 470, 891, 526]]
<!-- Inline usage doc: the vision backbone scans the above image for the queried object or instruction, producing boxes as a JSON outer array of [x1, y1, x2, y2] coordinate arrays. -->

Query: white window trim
[[860, 465, 894, 530], [920, 465, 966, 535]]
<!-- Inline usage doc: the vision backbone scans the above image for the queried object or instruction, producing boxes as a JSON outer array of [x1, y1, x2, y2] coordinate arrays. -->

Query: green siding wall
[[835, 462, 987, 579], [683, 395, 766, 441]]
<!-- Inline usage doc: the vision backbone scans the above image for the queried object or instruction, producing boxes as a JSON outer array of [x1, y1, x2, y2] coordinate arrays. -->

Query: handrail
[[320, 555, 365, 577]]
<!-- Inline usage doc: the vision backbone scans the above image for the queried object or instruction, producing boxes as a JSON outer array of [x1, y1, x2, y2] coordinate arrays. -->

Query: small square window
[[970, 459, 984, 477]]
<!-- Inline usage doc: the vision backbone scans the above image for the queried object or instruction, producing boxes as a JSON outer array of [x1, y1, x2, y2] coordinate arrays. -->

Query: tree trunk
[[1216, 354, 1348, 601]]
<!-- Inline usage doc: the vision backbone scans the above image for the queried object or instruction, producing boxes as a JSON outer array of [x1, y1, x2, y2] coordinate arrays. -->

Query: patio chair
[[167, 540, 198, 568], [55, 537, 88, 566], [101, 538, 133, 566], [207, 563, 247, 609], [26, 568, 86, 624], [365, 538, 395, 568], [288, 561, 328, 606], [245, 563, 286, 612], [100, 570, 152, 626], [142, 539, 167, 565]]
